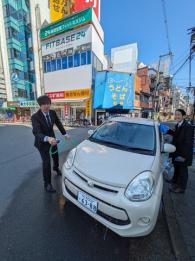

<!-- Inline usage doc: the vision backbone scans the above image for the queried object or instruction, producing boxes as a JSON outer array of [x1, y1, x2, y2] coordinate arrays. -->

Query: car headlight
[[125, 171, 154, 202], [64, 148, 77, 170]]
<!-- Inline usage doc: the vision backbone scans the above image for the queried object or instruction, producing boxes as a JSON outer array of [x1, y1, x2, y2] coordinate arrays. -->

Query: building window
[[81, 52, 87, 65], [9, 48, 21, 60], [87, 51, 91, 64], [4, 4, 18, 20], [62, 57, 67, 69], [68, 56, 73, 68], [51, 60, 56, 71], [18, 88, 27, 98], [74, 53, 80, 67], [46, 61, 51, 72], [57, 59, 62, 70]]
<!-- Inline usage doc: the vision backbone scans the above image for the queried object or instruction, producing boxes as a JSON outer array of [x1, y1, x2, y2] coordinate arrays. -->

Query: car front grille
[[65, 179, 130, 226]]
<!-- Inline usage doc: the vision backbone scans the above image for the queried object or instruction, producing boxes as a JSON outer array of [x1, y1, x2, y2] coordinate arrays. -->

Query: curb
[[163, 184, 190, 260]]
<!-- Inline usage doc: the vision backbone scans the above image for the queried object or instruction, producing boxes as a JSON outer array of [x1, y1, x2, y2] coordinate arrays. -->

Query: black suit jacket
[[169, 120, 194, 166], [31, 109, 66, 151]]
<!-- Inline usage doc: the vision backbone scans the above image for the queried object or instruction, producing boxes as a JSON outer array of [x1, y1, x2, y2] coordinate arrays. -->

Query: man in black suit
[[168, 109, 194, 193], [31, 95, 70, 193]]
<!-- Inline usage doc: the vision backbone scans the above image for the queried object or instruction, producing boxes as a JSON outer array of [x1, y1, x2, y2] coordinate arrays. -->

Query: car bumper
[[62, 168, 163, 237]]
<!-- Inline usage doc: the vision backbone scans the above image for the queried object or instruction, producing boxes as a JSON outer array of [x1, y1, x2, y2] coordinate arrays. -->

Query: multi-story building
[[0, 43, 6, 104], [0, 0, 50, 118], [41, 8, 107, 124], [137, 66, 153, 118]]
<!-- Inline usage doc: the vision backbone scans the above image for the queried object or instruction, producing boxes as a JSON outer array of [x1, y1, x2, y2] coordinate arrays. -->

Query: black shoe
[[53, 168, 62, 176], [45, 184, 56, 193], [169, 186, 185, 194]]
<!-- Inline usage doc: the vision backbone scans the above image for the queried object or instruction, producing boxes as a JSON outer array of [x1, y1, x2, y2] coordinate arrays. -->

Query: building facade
[[0, 0, 50, 119], [0, 43, 6, 104], [41, 8, 107, 123]]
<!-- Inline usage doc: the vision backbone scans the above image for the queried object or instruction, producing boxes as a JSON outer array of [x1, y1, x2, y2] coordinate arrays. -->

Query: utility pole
[[188, 27, 195, 120]]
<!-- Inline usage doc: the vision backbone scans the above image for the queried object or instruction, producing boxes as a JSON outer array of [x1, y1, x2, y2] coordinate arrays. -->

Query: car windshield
[[89, 121, 156, 155]]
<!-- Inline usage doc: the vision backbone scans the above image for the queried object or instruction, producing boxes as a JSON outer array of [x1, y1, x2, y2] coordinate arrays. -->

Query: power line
[[171, 53, 189, 71], [172, 56, 190, 79], [161, 0, 172, 55]]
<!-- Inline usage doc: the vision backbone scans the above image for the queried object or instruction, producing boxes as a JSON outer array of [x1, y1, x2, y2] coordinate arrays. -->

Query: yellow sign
[[64, 88, 91, 99], [85, 99, 91, 116], [50, 0, 72, 22]]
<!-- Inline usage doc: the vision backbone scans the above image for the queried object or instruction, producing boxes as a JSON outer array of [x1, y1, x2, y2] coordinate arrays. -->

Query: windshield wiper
[[89, 138, 153, 152], [89, 137, 122, 147], [127, 147, 153, 152]]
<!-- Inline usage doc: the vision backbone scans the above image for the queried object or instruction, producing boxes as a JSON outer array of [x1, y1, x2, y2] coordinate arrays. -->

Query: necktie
[[46, 113, 51, 127]]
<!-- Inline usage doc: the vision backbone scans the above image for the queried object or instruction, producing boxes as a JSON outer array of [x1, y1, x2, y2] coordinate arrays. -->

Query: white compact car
[[62, 117, 175, 237]]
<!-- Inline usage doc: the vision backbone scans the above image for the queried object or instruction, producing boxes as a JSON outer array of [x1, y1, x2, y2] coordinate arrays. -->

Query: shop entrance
[[70, 106, 85, 124]]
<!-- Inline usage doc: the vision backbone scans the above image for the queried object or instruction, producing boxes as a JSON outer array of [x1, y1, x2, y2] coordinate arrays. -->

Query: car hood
[[74, 140, 155, 188]]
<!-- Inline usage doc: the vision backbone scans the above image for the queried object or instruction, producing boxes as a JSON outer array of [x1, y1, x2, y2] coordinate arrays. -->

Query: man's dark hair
[[176, 109, 186, 116], [37, 95, 51, 106]]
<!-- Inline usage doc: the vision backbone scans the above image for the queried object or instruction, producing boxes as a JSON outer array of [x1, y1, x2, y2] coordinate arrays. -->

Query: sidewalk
[[164, 158, 195, 260]]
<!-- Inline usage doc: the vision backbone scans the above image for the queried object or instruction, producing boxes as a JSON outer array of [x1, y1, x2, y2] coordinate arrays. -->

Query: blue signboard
[[93, 71, 134, 110]]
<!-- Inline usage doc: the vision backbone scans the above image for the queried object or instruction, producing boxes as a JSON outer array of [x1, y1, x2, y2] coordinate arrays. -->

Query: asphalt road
[[0, 125, 174, 261]]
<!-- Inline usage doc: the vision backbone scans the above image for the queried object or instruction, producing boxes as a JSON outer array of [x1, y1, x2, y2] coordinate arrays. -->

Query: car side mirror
[[88, 130, 94, 136], [163, 143, 176, 153]]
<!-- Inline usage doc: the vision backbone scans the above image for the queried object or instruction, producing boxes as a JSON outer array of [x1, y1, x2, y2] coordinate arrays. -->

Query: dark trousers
[[173, 164, 188, 190], [38, 146, 59, 187]]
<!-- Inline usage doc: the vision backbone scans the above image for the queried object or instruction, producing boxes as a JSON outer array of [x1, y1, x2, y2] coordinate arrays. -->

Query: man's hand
[[48, 137, 57, 145], [64, 134, 71, 140]]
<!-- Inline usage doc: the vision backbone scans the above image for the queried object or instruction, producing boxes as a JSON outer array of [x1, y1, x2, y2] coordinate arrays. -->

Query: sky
[[101, 0, 195, 91]]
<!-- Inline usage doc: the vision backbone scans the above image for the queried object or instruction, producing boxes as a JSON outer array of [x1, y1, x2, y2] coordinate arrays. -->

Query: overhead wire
[[172, 56, 190, 79]]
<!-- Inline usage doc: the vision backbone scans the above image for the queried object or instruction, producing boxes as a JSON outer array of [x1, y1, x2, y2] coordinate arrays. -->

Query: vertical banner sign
[[64, 104, 70, 116], [50, 0, 72, 22], [85, 99, 91, 116], [72, 0, 100, 20]]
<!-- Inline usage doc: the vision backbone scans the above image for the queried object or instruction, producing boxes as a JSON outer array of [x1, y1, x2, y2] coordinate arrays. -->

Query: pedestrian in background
[[167, 109, 194, 193], [31, 95, 70, 193]]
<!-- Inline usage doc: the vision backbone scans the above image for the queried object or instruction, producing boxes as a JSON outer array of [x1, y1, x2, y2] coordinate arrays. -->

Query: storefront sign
[[7, 101, 20, 107], [42, 25, 92, 56], [46, 91, 65, 99], [20, 101, 38, 107], [93, 71, 134, 110], [7, 107, 16, 111], [72, 0, 100, 20], [50, 0, 72, 22], [85, 99, 91, 116], [64, 88, 91, 99], [41, 8, 92, 39], [46, 89, 91, 100]]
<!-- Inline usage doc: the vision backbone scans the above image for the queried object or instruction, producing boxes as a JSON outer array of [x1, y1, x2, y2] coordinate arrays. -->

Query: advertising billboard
[[50, 0, 72, 22], [72, 0, 100, 20], [111, 43, 138, 74], [41, 8, 92, 40], [42, 25, 92, 57], [93, 71, 134, 110]]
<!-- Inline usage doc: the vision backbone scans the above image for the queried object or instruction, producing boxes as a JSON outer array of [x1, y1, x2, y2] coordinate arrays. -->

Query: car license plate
[[78, 191, 98, 214]]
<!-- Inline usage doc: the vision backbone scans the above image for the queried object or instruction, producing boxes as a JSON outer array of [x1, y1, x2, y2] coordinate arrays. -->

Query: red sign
[[72, 0, 100, 20], [64, 104, 70, 117], [46, 92, 65, 100]]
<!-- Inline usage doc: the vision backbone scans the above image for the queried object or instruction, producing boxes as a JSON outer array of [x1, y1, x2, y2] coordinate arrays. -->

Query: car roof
[[108, 116, 156, 126]]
